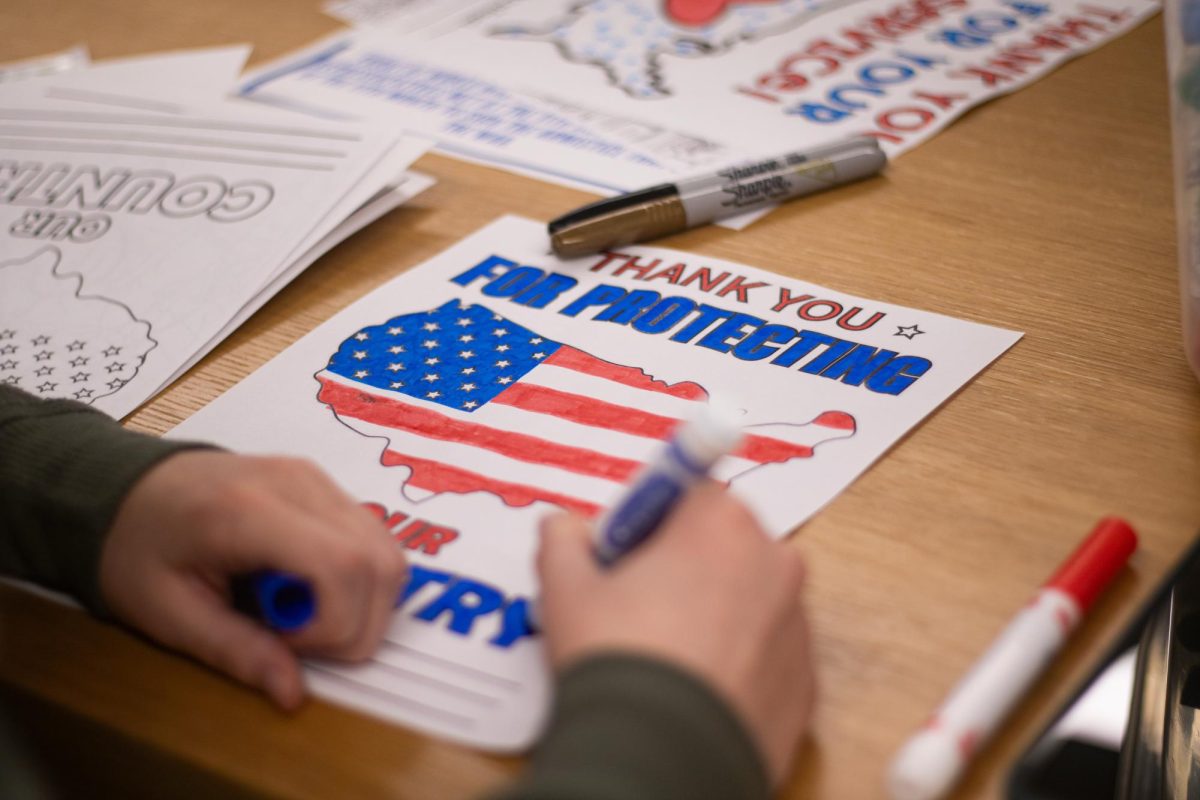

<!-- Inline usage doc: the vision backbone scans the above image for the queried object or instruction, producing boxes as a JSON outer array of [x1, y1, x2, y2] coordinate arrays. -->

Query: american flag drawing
[[316, 299, 856, 516]]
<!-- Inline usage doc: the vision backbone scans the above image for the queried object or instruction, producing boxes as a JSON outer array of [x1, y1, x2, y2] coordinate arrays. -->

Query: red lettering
[[645, 263, 687, 283], [912, 90, 967, 109], [612, 255, 661, 279], [402, 525, 459, 556], [773, 288, 815, 312], [948, 66, 1011, 86], [837, 307, 886, 331], [716, 275, 770, 303], [798, 300, 844, 321], [679, 267, 730, 293], [737, 86, 783, 102], [877, 106, 936, 132], [587, 252, 627, 272]]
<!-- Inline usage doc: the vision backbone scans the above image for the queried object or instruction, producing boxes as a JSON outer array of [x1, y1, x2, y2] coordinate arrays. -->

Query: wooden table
[[2, 3, 1197, 798]]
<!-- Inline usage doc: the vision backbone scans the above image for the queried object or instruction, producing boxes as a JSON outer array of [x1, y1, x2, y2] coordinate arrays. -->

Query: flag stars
[[422, 322, 440, 332], [0, 330, 14, 340], [530, 337, 543, 344], [532, 352, 546, 359], [422, 339, 439, 349], [495, 359, 511, 368], [71, 372, 90, 383], [34, 366, 54, 377], [492, 328, 508, 337], [426, 390, 441, 399], [66, 340, 86, 351], [31, 335, 50, 346], [352, 350, 368, 360], [496, 344, 510, 352], [102, 345, 121, 357], [459, 334, 475, 343], [0, 360, 16, 371], [455, 318, 472, 327], [354, 332, 370, 341], [390, 381, 405, 389], [423, 373, 440, 383], [68, 356, 88, 367], [1, 375, 19, 385], [459, 350, 475, 359], [36, 381, 57, 393], [107, 378, 126, 390], [354, 369, 370, 379], [461, 367, 476, 375], [0, 345, 15, 356], [33, 350, 53, 362], [461, 383, 477, 392], [388, 345, 406, 354], [498, 376, 513, 385], [105, 362, 126, 374], [387, 363, 405, 372], [462, 401, 479, 409], [424, 357, 440, 366], [387, 326, 404, 336], [73, 388, 94, 400]]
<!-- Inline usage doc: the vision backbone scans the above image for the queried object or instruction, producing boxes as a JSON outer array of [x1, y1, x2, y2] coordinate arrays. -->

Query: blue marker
[[592, 403, 743, 564], [526, 403, 742, 630], [233, 570, 317, 632]]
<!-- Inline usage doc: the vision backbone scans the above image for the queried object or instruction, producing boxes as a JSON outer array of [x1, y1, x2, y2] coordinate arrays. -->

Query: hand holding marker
[[239, 403, 744, 632]]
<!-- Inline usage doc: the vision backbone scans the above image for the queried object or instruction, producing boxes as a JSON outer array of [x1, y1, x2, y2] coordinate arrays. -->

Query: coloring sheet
[[0, 51, 431, 418], [245, 0, 1159, 196], [171, 215, 1021, 750]]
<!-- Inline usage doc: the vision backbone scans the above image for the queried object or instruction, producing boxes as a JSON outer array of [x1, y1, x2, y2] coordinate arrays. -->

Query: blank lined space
[[0, 107, 363, 141], [307, 663, 478, 729], [0, 125, 349, 158], [0, 139, 335, 171], [379, 640, 523, 692]]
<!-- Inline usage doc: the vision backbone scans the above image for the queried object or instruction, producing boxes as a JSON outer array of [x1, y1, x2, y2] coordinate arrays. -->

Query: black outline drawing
[[0, 245, 157, 406], [487, 0, 832, 99]]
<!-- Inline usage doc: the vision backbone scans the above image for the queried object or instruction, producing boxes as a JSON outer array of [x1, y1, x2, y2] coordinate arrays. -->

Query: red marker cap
[[1045, 517, 1138, 612]]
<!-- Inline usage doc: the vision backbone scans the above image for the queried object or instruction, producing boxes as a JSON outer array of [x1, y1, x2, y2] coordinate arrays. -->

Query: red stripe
[[737, 437, 813, 463], [318, 377, 640, 482], [546, 347, 709, 400], [381, 449, 600, 517], [494, 381, 817, 464], [494, 381, 681, 439]]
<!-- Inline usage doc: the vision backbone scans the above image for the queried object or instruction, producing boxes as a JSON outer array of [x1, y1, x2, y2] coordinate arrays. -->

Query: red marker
[[887, 517, 1138, 800]]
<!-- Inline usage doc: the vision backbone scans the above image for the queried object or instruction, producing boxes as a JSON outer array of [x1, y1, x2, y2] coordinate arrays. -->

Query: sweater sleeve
[[485, 653, 770, 800], [0, 385, 205, 614]]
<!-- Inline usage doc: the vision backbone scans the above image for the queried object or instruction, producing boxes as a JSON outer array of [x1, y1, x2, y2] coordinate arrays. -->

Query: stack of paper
[[0, 46, 434, 419]]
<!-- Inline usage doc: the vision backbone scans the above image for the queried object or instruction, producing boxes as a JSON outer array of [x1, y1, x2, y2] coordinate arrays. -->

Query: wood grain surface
[[1, 3, 1198, 798]]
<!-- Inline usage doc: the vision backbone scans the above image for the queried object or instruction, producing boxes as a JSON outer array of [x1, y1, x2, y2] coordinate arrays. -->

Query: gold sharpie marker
[[548, 137, 887, 258]]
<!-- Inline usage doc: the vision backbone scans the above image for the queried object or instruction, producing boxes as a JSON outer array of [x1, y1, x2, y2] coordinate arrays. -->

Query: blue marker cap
[[234, 571, 316, 632]]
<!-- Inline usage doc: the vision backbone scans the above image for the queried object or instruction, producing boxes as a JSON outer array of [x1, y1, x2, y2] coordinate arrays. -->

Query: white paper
[[248, 0, 1159, 195], [0, 46, 89, 84], [0, 53, 432, 418], [169, 215, 1020, 750]]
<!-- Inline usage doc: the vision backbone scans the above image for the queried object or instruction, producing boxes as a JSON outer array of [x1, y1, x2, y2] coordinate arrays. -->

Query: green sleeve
[[487, 653, 770, 800], [0, 385, 204, 614]]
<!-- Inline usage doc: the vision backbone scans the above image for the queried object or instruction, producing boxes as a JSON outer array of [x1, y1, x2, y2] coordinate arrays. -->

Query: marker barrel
[[593, 405, 741, 564], [887, 517, 1137, 800]]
